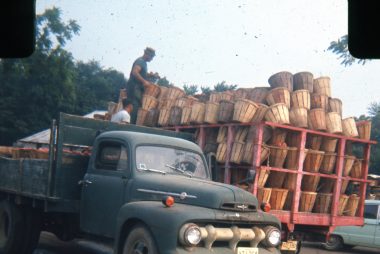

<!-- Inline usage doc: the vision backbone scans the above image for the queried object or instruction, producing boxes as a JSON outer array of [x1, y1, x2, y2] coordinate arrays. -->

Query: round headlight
[[179, 223, 202, 246], [263, 226, 281, 247]]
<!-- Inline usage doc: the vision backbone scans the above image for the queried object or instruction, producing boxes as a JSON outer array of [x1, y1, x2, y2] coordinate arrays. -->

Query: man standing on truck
[[126, 47, 156, 124], [111, 98, 133, 124]]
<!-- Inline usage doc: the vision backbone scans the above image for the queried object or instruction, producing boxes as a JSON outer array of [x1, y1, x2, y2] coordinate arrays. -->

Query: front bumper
[[175, 246, 281, 254]]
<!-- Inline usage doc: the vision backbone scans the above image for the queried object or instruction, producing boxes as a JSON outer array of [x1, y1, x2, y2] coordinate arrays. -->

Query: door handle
[[78, 179, 92, 185]]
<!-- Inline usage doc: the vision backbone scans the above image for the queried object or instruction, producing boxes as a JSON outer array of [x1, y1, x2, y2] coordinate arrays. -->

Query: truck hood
[[130, 174, 258, 211]]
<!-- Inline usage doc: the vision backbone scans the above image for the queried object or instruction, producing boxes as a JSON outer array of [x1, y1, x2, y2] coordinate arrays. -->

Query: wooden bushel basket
[[257, 169, 270, 188], [344, 195, 360, 216], [293, 72, 313, 92], [190, 102, 206, 124], [158, 86, 168, 100], [270, 128, 287, 146], [267, 172, 287, 188], [304, 150, 325, 173], [234, 88, 250, 100], [234, 127, 249, 142], [144, 108, 159, 127], [338, 195, 349, 216], [343, 155, 356, 176], [204, 102, 219, 124], [265, 103, 290, 125], [220, 91, 235, 101], [217, 126, 228, 143], [357, 121, 372, 140], [269, 188, 289, 210], [247, 125, 272, 144], [251, 103, 269, 122], [144, 83, 161, 98], [306, 135, 323, 150], [285, 131, 301, 147], [313, 193, 332, 214], [216, 142, 227, 163], [230, 142, 245, 164], [302, 175, 320, 192], [308, 108, 327, 131], [268, 71, 293, 91], [283, 191, 293, 211], [166, 87, 185, 100], [326, 112, 342, 134], [328, 98, 343, 116], [158, 99, 176, 110], [217, 100, 235, 123], [289, 108, 308, 128], [283, 174, 297, 191], [299, 191, 317, 212], [168, 106, 182, 126], [313, 77, 331, 97], [203, 143, 218, 154], [342, 117, 359, 137], [290, 90, 310, 109], [285, 147, 307, 169], [310, 94, 328, 111], [321, 138, 338, 152], [136, 108, 149, 126], [320, 152, 336, 174], [267, 145, 288, 168], [158, 108, 171, 127], [242, 143, 270, 165], [142, 95, 159, 110], [248, 87, 270, 103], [341, 179, 350, 194], [257, 188, 272, 204], [180, 106, 192, 125], [351, 159, 363, 178], [175, 97, 189, 108], [266, 87, 291, 108], [233, 99, 258, 123]]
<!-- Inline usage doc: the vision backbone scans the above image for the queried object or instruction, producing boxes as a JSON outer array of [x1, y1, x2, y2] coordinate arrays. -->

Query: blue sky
[[37, 0, 380, 117]]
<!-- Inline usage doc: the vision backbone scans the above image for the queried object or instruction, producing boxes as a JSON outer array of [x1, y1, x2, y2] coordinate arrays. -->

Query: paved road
[[34, 232, 379, 254]]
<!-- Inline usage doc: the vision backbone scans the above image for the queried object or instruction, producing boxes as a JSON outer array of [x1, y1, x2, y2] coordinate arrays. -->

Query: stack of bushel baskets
[[109, 72, 371, 217]]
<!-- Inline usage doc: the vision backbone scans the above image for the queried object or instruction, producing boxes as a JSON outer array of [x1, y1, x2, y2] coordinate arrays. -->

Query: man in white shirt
[[111, 98, 133, 124]]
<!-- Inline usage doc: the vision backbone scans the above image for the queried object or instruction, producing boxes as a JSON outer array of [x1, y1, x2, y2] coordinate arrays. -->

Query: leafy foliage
[[328, 35, 368, 66], [213, 81, 237, 92], [200, 86, 212, 96], [0, 8, 127, 145], [183, 85, 199, 95], [156, 76, 173, 87]]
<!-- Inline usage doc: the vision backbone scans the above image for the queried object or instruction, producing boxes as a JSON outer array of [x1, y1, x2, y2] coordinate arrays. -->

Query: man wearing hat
[[126, 47, 156, 124]]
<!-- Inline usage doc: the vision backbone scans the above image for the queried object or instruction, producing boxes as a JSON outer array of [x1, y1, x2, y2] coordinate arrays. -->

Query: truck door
[[80, 140, 130, 237]]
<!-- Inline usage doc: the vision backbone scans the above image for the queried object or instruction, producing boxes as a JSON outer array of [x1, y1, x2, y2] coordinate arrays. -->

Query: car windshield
[[135, 146, 208, 179]]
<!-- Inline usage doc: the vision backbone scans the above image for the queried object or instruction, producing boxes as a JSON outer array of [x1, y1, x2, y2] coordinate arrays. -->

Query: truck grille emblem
[[236, 204, 248, 210]]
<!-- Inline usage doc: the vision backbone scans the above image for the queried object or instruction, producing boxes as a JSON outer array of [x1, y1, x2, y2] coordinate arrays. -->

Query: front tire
[[0, 200, 25, 254], [322, 235, 344, 251], [123, 224, 158, 254]]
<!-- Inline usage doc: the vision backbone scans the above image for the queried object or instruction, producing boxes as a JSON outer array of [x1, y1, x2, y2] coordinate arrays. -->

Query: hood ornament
[[236, 204, 248, 210]]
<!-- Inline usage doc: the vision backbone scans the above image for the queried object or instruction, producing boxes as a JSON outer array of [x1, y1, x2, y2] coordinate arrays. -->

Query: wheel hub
[[133, 241, 148, 254]]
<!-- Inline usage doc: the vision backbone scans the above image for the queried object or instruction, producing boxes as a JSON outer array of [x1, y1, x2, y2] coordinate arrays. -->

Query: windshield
[[135, 146, 208, 179]]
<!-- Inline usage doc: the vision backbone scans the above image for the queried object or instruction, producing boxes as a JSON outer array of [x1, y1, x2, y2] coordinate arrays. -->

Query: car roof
[[365, 199, 380, 205]]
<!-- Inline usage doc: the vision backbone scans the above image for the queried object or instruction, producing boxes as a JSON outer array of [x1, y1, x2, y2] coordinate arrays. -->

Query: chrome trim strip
[[137, 188, 197, 199]]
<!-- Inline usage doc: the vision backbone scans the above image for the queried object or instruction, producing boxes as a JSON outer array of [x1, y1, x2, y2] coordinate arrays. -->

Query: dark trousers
[[130, 99, 141, 124]]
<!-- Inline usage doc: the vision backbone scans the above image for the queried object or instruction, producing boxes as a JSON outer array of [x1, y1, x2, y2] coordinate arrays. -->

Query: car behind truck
[[0, 113, 282, 254]]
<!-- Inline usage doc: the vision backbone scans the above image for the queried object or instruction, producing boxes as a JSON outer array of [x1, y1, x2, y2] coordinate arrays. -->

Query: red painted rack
[[167, 120, 376, 236]]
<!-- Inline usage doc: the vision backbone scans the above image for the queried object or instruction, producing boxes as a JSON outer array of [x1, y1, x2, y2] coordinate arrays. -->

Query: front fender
[[114, 201, 216, 254]]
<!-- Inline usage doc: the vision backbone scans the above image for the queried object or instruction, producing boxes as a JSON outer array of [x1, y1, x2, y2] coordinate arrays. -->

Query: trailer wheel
[[0, 200, 25, 254], [322, 235, 343, 251], [20, 208, 41, 254], [123, 224, 158, 254]]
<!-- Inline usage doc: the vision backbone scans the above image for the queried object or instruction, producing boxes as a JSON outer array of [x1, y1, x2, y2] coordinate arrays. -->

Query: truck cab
[[80, 130, 282, 254]]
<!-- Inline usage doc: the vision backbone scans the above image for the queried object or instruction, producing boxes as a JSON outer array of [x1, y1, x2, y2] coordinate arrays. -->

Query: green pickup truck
[[0, 113, 281, 254]]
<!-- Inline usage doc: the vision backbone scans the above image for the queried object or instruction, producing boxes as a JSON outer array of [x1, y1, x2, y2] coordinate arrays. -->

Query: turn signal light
[[162, 196, 175, 207], [261, 202, 271, 212]]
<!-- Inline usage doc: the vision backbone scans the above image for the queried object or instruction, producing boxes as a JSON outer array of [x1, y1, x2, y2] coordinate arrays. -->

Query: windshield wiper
[[165, 164, 193, 177], [138, 164, 166, 175]]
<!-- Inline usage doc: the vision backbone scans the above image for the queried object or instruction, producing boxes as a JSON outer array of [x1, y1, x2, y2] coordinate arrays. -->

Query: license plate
[[237, 247, 259, 254], [280, 240, 298, 251]]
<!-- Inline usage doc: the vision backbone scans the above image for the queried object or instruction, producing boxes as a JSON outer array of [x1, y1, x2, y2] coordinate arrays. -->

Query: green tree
[[213, 81, 237, 92], [328, 35, 368, 66], [156, 76, 173, 87], [183, 84, 199, 95], [200, 86, 212, 96]]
